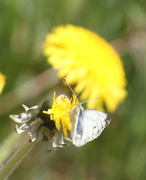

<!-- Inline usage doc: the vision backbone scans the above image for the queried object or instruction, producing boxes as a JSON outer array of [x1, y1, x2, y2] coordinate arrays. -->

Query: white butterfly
[[70, 102, 111, 147], [63, 78, 111, 147]]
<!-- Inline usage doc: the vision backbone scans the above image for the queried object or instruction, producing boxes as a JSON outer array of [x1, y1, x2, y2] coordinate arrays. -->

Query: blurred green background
[[0, 0, 146, 179]]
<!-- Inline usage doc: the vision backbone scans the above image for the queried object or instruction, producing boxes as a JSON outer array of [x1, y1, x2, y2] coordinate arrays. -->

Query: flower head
[[43, 25, 127, 112], [43, 91, 78, 138], [0, 72, 6, 95], [9, 95, 71, 152]]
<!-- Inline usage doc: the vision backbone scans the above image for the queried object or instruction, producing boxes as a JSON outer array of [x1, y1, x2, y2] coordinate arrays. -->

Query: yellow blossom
[[43, 92, 78, 138], [0, 72, 6, 95], [43, 24, 127, 112]]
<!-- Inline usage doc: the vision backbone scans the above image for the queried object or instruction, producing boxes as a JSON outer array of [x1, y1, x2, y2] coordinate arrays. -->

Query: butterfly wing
[[72, 108, 111, 147], [69, 103, 83, 143]]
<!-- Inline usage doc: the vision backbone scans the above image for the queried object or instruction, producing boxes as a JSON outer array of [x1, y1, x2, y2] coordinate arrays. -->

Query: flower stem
[[0, 137, 34, 180]]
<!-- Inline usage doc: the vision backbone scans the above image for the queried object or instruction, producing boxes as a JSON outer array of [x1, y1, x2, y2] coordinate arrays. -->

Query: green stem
[[0, 137, 34, 180]]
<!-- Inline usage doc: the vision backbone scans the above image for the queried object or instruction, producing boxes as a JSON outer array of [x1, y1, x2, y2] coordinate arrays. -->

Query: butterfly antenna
[[81, 97, 99, 105], [63, 78, 78, 101]]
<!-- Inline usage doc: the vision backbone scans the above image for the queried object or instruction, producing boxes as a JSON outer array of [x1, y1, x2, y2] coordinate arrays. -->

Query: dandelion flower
[[43, 25, 127, 112], [0, 72, 6, 95], [43, 91, 78, 138]]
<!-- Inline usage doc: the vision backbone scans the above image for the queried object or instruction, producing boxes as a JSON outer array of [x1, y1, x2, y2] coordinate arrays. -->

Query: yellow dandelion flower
[[43, 92, 78, 138], [0, 72, 6, 95], [43, 25, 127, 112]]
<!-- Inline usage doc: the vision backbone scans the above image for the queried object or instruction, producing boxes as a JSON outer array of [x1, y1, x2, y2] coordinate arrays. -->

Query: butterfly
[[63, 78, 111, 147]]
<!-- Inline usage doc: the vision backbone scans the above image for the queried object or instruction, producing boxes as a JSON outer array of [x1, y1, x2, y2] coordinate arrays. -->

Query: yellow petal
[[74, 80, 86, 93], [58, 64, 73, 77], [80, 85, 91, 101], [55, 118, 61, 131], [0, 72, 6, 95], [61, 116, 71, 138]]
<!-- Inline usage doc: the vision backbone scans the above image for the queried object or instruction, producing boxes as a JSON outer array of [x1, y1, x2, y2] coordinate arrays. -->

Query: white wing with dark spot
[[72, 109, 111, 147]]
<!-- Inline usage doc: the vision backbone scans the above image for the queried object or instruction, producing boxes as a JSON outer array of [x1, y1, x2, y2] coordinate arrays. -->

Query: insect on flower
[[10, 78, 111, 152], [63, 78, 111, 147], [44, 78, 111, 147]]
